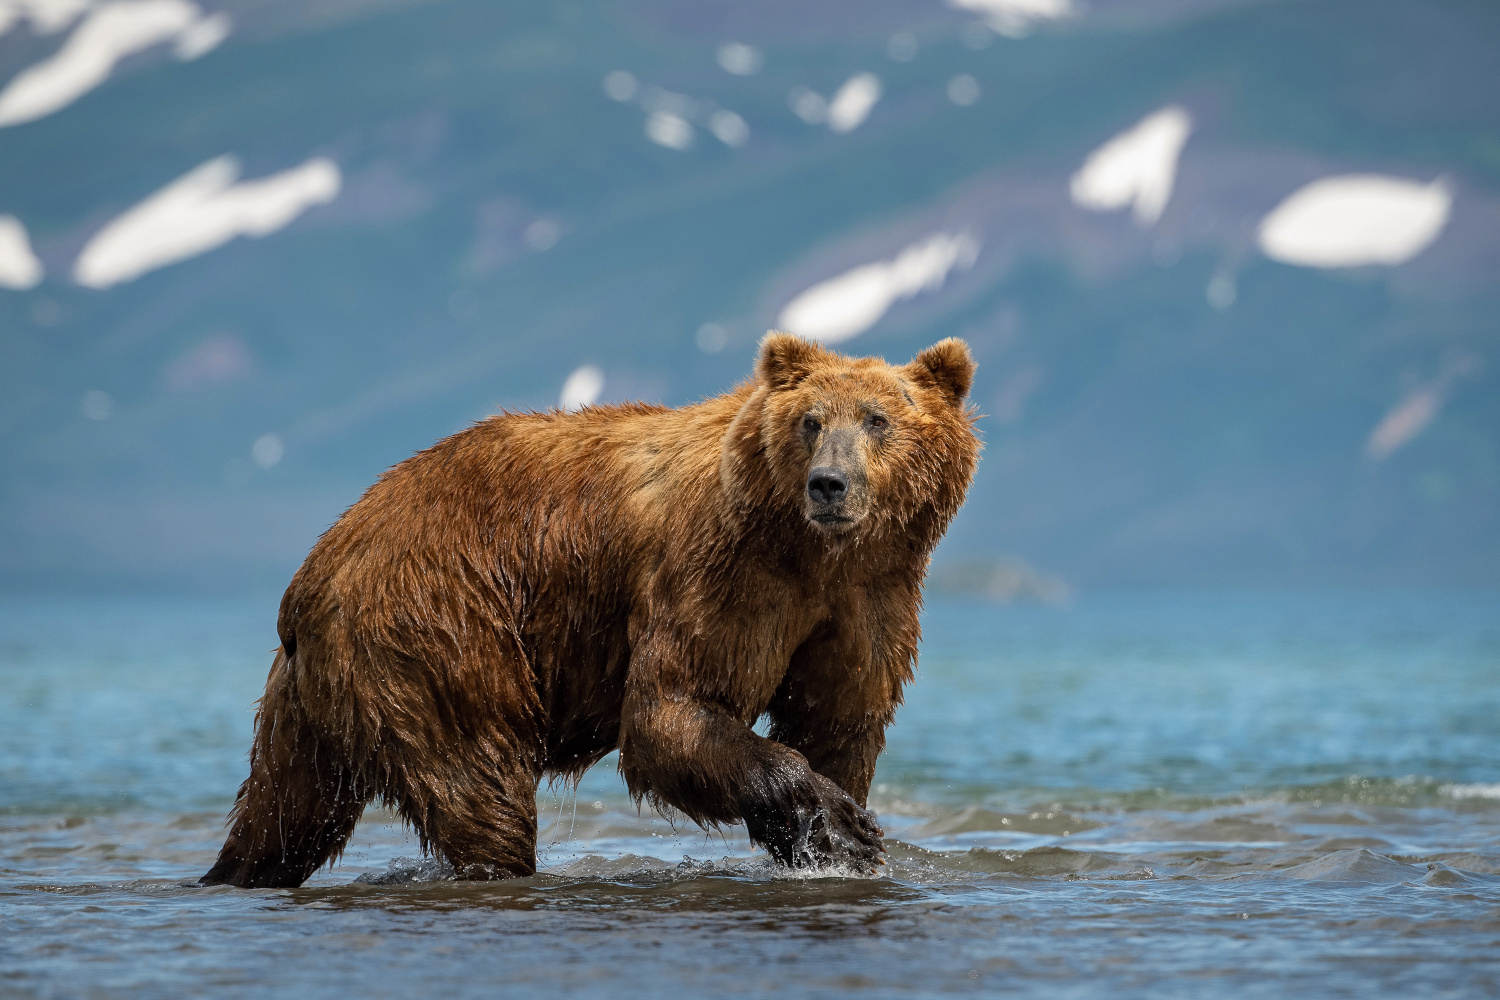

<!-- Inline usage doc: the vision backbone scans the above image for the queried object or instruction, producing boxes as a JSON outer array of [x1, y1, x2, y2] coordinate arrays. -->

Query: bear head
[[721, 332, 981, 545]]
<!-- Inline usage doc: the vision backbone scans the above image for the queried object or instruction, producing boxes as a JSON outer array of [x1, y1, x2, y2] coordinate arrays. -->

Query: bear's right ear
[[757, 331, 827, 391], [905, 338, 975, 405]]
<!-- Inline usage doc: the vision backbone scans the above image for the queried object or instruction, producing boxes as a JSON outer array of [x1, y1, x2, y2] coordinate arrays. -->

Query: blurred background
[[2, 0, 1497, 595]]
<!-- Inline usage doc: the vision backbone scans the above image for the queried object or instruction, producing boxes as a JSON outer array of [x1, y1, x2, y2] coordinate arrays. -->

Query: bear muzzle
[[807, 466, 848, 506], [805, 465, 867, 530]]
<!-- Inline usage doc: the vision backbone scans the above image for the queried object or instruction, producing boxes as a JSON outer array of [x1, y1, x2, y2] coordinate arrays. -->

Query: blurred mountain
[[1, 0, 1497, 591]]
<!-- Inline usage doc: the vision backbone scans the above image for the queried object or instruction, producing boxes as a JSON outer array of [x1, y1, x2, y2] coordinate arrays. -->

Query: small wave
[[871, 775, 1483, 819], [1419, 863, 1483, 888], [909, 805, 1101, 837], [550, 853, 679, 879], [1275, 848, 1421, 884], [1442, 783, 1500, 800], [1309, 836, 1394, 852], [1136, 814, 1302, 844], [1408, 852, 1500, 876], [18, 879, 173, 895], [352, 856, 455, 885], [888, 841, 1142, 879]]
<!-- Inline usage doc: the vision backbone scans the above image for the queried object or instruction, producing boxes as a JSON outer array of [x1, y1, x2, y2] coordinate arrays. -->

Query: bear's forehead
[[803, 362, 908, 401]]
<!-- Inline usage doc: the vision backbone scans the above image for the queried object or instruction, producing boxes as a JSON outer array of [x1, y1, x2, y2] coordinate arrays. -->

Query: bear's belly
[[526, 613, 633, 777]]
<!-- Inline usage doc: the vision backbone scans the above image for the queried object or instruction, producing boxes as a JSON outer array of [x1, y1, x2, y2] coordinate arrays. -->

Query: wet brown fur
[[202, 334, 980, 888]]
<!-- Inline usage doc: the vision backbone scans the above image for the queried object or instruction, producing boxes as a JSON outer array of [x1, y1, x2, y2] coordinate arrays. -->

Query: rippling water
[[3, 591, 1497, 998]]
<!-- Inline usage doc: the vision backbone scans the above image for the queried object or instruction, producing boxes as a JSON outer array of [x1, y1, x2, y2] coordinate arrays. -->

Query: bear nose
[[807, 467, 848, 505]]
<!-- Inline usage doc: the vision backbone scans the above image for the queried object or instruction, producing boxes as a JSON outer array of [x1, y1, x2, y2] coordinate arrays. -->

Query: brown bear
[[201, 333, 980, 887]]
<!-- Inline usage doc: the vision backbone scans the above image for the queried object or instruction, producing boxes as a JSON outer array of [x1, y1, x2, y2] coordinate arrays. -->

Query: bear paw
[[749, 771, 886, 875]]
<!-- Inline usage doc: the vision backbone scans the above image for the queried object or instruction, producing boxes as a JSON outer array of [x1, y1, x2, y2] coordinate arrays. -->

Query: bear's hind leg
[[382, 735, 541, 880], [201, 679, 370, 888]]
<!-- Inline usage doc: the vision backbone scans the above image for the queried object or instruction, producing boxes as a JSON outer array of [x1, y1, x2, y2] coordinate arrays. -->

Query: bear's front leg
[[618, 693, 885, 874]]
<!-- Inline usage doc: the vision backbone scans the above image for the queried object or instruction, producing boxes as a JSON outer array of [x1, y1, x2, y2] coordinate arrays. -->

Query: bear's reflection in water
[[307, 863, 926, 916]]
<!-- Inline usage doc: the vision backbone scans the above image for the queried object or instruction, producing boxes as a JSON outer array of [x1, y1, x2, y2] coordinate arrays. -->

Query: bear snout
[[806, 466, 848, 506], [806, 464, 866, 529]]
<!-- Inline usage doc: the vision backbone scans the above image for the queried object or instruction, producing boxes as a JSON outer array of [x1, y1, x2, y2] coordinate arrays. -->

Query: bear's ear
[[757, 331, 828, 391], [905, 338, 975, 405]]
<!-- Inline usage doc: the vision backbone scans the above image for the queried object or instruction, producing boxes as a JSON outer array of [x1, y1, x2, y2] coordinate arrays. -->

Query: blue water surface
[[2, 590, 1497, 998]]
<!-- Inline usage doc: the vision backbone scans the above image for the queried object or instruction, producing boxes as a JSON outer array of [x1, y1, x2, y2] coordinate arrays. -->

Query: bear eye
[[802, 415, 821, 434], [867, 414, 888, 431]]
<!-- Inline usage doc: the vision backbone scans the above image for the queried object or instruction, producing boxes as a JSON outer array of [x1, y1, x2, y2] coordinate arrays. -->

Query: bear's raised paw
[[748, 771, 886, 876]]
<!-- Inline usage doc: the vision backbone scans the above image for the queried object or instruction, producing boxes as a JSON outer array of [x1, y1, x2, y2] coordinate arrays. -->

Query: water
[[3, 591, 1498, 998]]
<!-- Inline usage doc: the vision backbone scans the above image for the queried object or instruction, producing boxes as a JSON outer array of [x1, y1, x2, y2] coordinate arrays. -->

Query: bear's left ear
[[906, 338, 975, 405], [757, 331, 828, 391]]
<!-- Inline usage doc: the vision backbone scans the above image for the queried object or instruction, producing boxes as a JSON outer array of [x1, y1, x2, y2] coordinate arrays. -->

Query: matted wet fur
[[202, 333, 980, 888]]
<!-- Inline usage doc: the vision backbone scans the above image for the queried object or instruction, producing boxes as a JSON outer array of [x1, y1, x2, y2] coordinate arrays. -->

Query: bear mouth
[[810, 512, 855, 527]]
